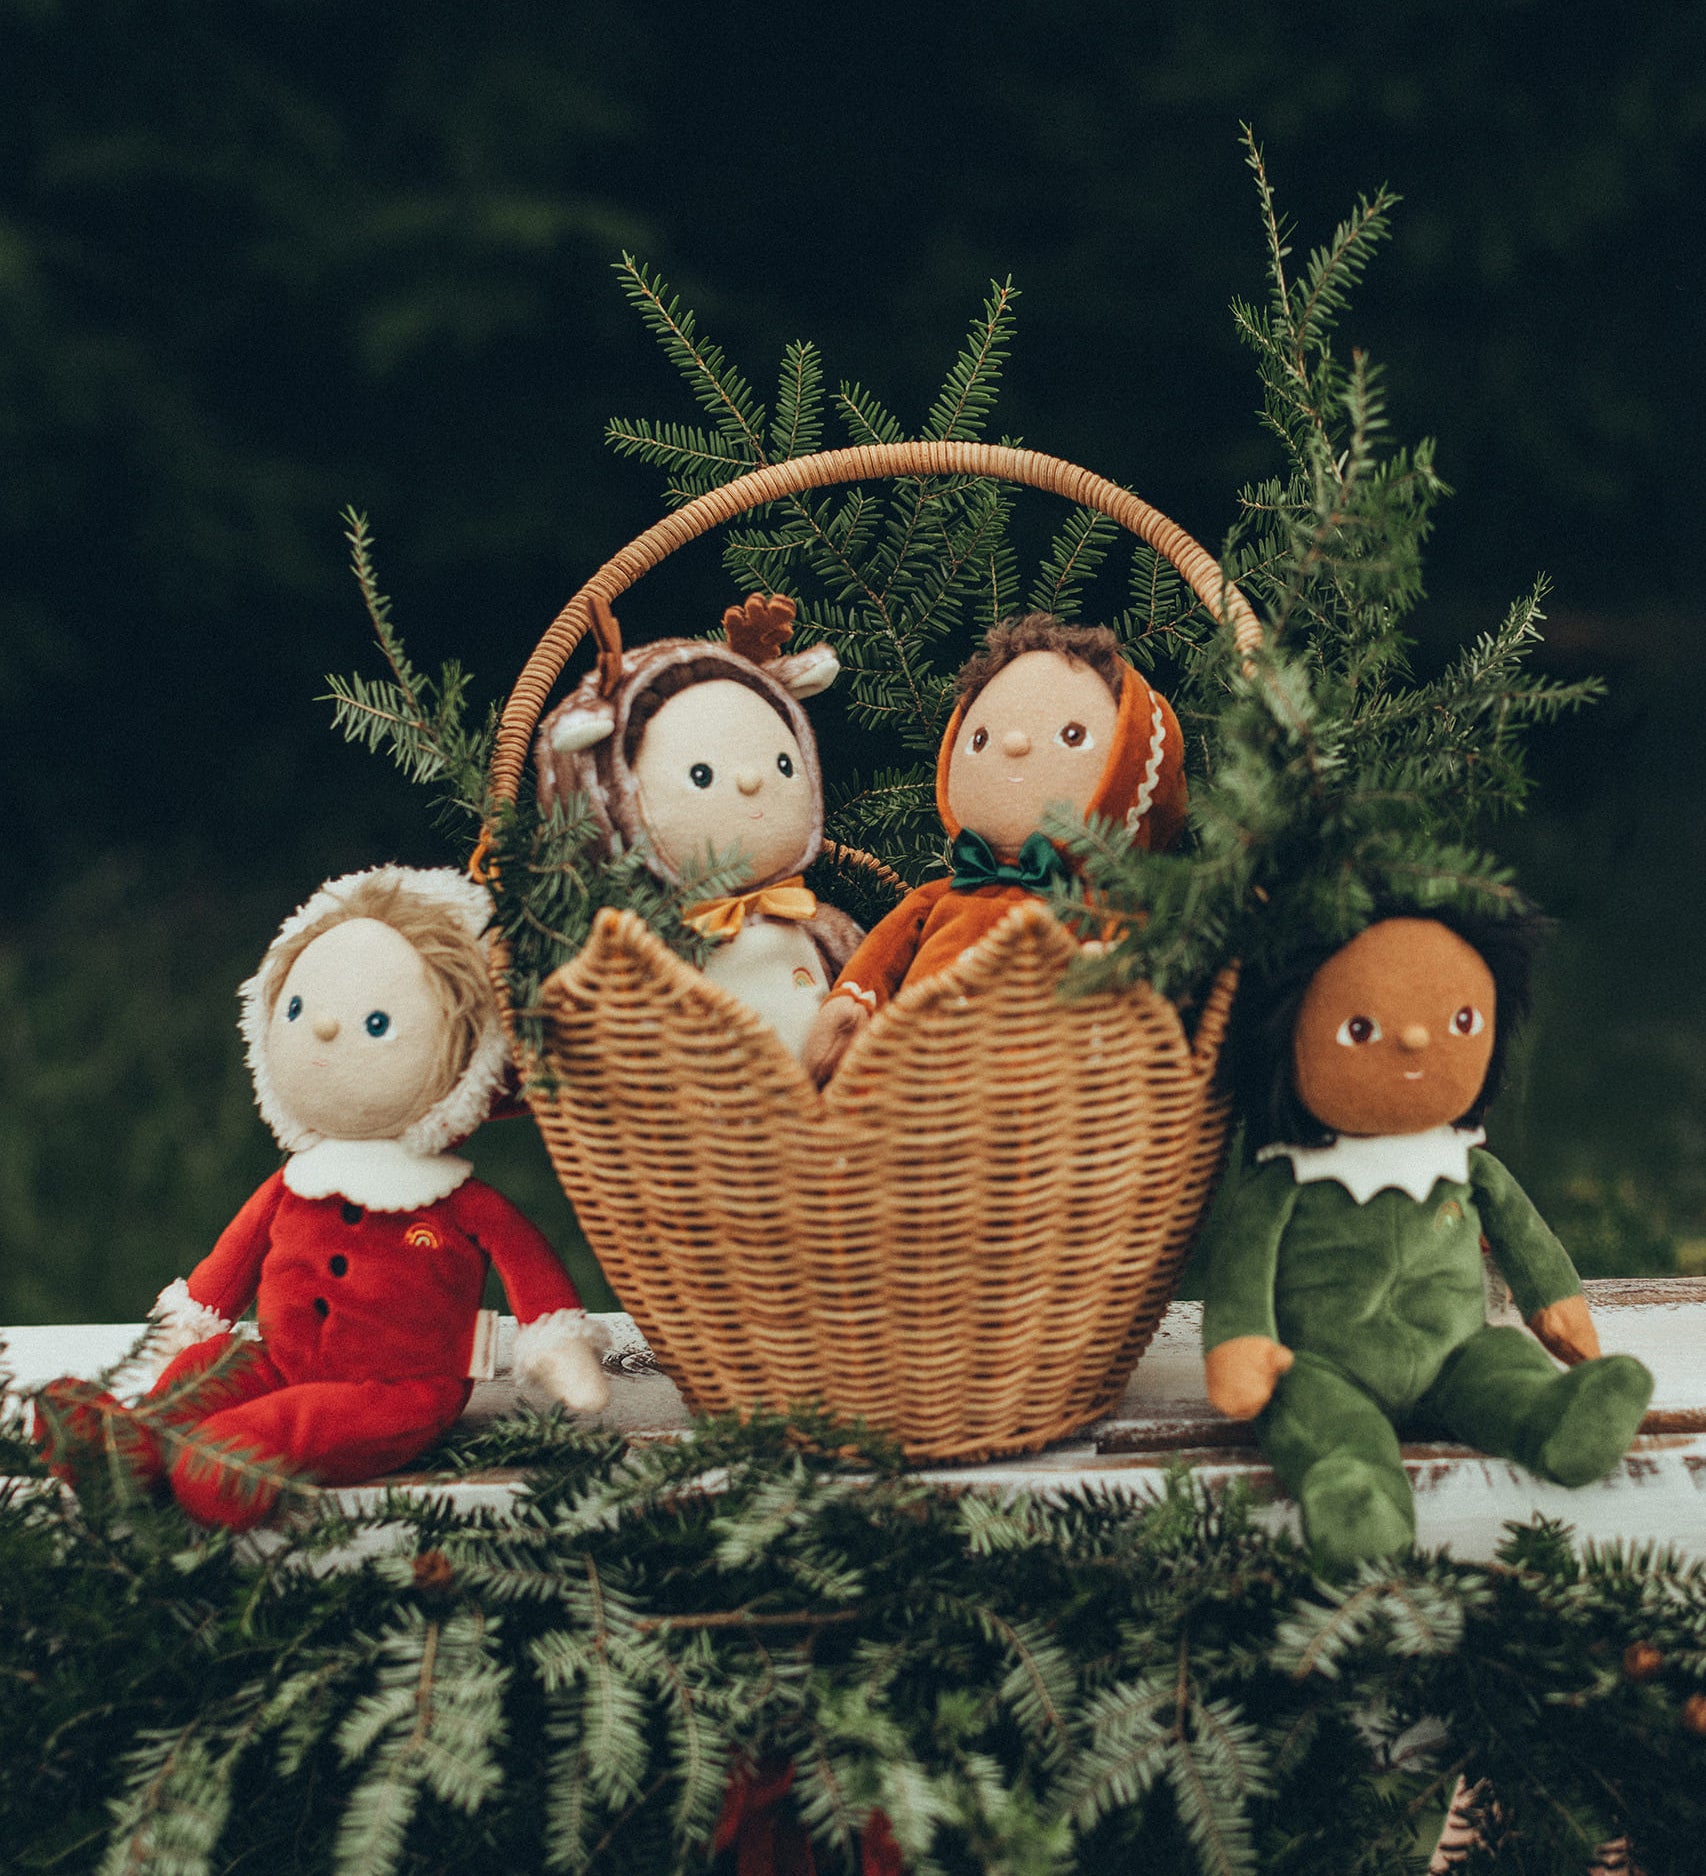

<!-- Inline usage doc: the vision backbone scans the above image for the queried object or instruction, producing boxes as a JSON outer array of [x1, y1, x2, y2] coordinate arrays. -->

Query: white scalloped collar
[[282, 1138, 474, 1211], [1256, 1124, 1486, 1205]]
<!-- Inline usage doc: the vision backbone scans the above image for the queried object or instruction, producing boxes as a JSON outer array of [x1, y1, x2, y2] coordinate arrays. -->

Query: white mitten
[[145, 1279, 235, 1377], [513, 1309, 611, 1413]]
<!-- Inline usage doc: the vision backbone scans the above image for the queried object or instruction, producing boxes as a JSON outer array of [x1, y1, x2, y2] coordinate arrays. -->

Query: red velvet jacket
[[183, 1170, 583, 1385]]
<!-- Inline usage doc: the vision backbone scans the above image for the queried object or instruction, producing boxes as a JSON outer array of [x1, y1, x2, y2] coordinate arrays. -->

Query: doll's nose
[[313, 1015, 340, 1042], [1001, 729, 1031, 758], [735, 769, 763, 796], [1397, 1024, 1430, 1052]]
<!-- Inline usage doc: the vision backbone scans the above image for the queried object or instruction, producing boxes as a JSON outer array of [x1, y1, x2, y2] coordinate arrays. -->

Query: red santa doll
[[48, 865, 609, 1529]]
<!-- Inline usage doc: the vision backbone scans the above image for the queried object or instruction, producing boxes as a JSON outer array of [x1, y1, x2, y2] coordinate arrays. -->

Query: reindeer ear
[[770, 643, 840, 699], [544, 701, 615, 753]]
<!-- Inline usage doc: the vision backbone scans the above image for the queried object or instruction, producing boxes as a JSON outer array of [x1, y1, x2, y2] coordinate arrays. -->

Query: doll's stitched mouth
[[1402, 1069, 1424, 1079]]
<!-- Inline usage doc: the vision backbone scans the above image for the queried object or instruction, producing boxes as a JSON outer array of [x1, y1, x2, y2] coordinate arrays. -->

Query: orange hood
[[934, 657, 1188, 852]]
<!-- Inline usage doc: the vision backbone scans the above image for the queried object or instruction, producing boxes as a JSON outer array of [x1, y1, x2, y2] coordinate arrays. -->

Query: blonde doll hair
[[260, 874, 494, 1115]]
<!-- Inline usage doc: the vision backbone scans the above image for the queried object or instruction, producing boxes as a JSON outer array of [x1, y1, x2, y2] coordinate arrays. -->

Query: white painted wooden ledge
[[6, 1278, 1705, 1562]]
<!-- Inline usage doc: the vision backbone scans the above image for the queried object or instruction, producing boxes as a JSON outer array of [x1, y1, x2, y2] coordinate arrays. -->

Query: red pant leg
[[35, 1335, 283, 1491], [150, 1333, 287, 1410], [169, 1375, 471, 1530]]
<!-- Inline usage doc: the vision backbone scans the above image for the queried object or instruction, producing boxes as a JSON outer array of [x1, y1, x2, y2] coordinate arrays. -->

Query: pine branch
[[612, 255, 768, 460], [925, 277, 1019, 442]]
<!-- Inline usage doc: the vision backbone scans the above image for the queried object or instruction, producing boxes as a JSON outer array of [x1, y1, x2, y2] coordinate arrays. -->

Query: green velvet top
[[1199, 1146, 1582, 1415]]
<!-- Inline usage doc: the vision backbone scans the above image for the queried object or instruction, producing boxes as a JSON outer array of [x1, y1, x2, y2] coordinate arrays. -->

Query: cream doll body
[[1198, 917, 1652, 1567], [632, 677, 831, 1057], [48, 867, 612, 1530]]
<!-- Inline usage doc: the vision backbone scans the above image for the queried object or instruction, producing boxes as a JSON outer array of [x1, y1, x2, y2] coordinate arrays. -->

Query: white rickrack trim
[[1124, 697, 1168, 831], [835, 980, 879, 1013]]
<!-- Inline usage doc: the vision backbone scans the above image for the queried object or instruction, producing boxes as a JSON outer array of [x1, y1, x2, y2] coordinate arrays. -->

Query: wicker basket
[[487, 441, 1261, 1461]]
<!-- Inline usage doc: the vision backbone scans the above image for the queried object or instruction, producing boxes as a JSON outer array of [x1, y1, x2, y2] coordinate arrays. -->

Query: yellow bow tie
[[683, 877, 818, 942]]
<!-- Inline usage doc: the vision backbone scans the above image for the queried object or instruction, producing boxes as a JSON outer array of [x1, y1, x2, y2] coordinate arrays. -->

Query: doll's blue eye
[[286, 996, 303, 1021], [365, 1010, 391, 1038], [777, 752, 794, 777], [689, 763, 714, 789]]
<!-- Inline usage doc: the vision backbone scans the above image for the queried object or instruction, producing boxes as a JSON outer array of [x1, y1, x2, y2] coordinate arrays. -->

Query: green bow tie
[[949, 829, 1070, 893]]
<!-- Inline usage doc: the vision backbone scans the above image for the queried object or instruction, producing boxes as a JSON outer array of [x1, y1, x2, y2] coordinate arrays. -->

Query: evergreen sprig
[[323, 511, 495, 826], [6, 1410, 1705, 1875], [1052, 132, 1603, 998], [333, 140, 1593, 1013]]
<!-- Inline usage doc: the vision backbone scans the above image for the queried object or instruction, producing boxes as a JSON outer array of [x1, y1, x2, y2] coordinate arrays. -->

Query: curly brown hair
[[954, 614, 1128, 712]]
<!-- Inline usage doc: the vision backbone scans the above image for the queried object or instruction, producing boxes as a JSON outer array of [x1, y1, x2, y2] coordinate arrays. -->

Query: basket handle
[[489, 439, 1262, 807]]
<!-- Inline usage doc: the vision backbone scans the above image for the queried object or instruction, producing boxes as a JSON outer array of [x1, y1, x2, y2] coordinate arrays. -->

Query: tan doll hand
[[803, 997, 870, 1088], [1528, 1293, 1601, 1366], [1204, 1336, 1295, 1421]]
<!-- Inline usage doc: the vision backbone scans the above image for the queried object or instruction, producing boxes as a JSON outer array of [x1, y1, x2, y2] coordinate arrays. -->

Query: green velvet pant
[[1258, 1327, 1653, 1567]]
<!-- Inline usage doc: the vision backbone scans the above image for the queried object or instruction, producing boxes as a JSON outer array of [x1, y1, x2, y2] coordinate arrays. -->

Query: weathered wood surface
[[6, 1278, 1706, 1561]]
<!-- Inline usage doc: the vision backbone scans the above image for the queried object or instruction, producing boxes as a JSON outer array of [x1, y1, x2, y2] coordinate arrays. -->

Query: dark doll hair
[[1223, 906, 1551, 1150], [954, 613, 1127, 712], [621, 657, 795, 766]]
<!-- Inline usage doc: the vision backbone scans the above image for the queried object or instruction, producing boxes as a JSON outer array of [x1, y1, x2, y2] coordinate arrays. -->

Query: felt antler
[[724, 592, 796, 666], [590, 593, 626, 696]]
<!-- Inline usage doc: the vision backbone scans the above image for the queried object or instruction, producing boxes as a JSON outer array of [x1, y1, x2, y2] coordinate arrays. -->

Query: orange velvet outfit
[[827, 659, 1188, 1015]]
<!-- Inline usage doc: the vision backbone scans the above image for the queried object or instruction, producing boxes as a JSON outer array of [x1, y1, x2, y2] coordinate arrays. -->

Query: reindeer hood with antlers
[[535, 592, 839, 888]]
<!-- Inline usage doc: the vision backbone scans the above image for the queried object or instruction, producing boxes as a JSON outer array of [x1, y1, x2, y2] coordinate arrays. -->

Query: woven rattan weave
[[489, 441, 1258, 1460]]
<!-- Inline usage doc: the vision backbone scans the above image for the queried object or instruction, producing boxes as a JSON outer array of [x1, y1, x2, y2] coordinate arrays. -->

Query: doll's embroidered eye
[[1452, 1005, 1486, 1037], [776, 752, 794, 777], [1336, 1015, 1381, 1046], [1056, 721, 1091, 749], [364, 1010, 391, 1038], [689, 762, 714, 789], [286, 995, 303, 1021], [969, 727, 989, 752]]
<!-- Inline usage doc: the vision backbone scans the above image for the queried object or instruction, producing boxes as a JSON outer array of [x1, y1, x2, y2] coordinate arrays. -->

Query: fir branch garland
[[6, 1410, 1706, 1875]]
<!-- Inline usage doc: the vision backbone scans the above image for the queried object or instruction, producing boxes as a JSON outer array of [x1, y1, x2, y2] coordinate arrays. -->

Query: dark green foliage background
[[3, 1, 1704, 1319]]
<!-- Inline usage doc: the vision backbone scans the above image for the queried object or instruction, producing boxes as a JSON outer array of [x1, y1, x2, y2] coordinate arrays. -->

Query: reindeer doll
[[535, 593, 862, 1059]]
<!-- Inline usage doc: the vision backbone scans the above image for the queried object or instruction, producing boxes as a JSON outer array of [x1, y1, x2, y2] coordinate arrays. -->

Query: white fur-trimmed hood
[[239, 864, 510, 1157]]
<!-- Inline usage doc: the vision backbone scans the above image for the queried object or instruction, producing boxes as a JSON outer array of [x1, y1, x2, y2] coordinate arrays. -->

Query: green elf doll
[[1198, 913, 1653, 1568]]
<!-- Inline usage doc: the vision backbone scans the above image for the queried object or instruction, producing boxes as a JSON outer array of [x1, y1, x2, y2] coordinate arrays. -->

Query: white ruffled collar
[[282, 1138, 473, 1211], [1257, 1124, 1486, 1205]]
